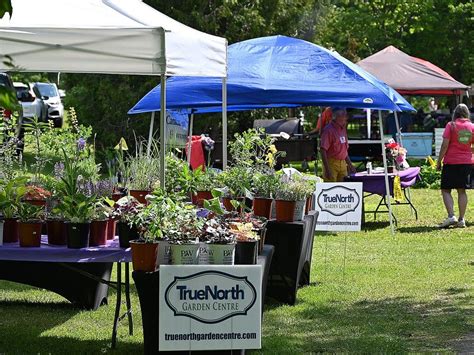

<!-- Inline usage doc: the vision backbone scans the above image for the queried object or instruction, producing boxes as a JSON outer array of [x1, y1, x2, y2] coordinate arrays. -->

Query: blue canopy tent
[[130, 35, 416, 234]]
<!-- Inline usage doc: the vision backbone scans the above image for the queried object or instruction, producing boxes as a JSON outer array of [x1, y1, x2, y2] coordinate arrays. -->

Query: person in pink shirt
[[436, 104, 473, 228], [320, 107, 356, 182]]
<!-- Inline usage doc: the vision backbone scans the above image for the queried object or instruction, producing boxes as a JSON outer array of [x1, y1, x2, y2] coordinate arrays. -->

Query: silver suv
[[31, 82, 64, 127]]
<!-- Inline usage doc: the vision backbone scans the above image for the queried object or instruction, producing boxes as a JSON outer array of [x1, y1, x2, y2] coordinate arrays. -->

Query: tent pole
[[147, 111, 155, 157], [187, 113, 194, 165], [366, 109, 371, 139], [394, 111, 403, 146], [379, 110, 395, 235], [222, 77, 228, 169], [160, 75, 166, 189]]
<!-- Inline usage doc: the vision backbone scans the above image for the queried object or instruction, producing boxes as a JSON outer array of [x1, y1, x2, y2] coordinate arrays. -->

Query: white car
[[31, 82, 64, 127], [13, 82, 44, 121]]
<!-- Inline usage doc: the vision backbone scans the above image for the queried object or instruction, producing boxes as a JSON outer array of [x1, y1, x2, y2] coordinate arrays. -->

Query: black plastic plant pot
[[118, 222, 139, 248], [66, 222, 90, 249], [235, 240, 258, 265]]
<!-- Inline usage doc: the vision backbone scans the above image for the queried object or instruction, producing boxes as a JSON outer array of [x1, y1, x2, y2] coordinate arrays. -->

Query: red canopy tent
[[358, 46, 469, 96]]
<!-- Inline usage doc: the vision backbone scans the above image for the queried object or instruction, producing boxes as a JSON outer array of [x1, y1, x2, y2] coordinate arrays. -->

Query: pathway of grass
[[0, 189, 472, 353]]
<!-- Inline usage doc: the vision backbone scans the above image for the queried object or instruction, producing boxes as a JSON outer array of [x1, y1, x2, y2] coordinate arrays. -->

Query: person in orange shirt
[[311, 107, 332, 134], [320, 107, 356, 182]]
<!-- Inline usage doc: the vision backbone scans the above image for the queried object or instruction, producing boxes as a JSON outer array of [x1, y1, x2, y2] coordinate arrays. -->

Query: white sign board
[[166, 111, 189, 148], [314, 182, 363, 231], [159, 265, 262, 351]]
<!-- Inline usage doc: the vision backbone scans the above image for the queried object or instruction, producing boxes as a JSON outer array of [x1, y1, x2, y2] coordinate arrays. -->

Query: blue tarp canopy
[[129, 35, 414, 114]]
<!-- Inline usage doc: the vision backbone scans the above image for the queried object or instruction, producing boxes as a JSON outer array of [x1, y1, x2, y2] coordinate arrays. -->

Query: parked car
[[0, 72, 23, 123], [31, 82, 64, 127], [13, 82, 45, 121]]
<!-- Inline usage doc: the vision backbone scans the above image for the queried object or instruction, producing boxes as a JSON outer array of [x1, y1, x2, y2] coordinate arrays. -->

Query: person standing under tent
[[320, 107, 356, 182], [437, 104, 474, 228]]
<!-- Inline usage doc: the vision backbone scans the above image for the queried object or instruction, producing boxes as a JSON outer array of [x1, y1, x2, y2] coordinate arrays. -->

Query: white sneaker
[[457, 219, 466, 228], [438, 216, 458, 228]]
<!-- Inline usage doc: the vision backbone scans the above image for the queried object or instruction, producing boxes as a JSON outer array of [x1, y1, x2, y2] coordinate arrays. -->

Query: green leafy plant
[[126, 139, 160, 191], [276, 176, 314, 201], [252, 172, 282, 198], [229, 128, 285, 168], [0, 176, 28, 218], [217, 166, 252, 198], [16, 202, 44, 223], [56, 193, 97, 223]]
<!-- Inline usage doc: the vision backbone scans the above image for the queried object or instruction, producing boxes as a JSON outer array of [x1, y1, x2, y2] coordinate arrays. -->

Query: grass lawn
[[1, 189, 473, 353]]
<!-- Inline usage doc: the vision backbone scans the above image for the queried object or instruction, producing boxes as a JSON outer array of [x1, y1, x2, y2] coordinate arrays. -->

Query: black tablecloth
[[0, 261, 112, 310], [133, 245, 274, 355], [264, 211, 318, 305]]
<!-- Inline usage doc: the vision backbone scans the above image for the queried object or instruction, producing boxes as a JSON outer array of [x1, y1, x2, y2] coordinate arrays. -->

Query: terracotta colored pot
[[275, 200, 296, 222], [18, 221, 42, 247], [90, 220, 108, 246], [25, 199, 46, 207], [47, 220, 67, 245], [253, 197, 273, 219], [305, 195, 313, 214], [129, 189, 151, 204], [112, 192, 123, 202], [106, 218, 117, 240], [66, 222, 90, 249], [3, 218, 19, 243], [130, 241, 159, 272], [191, 191, 213, 207], [222, 197, 244, 212]]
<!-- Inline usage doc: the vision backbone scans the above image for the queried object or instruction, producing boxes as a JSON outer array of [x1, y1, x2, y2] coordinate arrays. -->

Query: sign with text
[[159, 265, 262, 351], [314, 182, 363, 231]]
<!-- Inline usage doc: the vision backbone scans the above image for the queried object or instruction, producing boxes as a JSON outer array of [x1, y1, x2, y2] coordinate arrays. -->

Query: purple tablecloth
[[0, 236, 131, 263], [345, 167, 421, 196]]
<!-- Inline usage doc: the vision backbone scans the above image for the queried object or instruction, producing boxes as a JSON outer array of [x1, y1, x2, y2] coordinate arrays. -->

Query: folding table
[[0, 236, 132, 348], [345, 167, 421, 225]]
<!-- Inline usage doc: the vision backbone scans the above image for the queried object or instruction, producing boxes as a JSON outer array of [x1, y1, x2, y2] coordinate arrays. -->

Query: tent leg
[[379, 110, 395, 235], [394, 111, 403, 146], [366, 109, 371, 139], [160, 75, 166, 189], [147, 111, 155, 157], [187, 114, 194, 166], [222, 77, 228, 169]]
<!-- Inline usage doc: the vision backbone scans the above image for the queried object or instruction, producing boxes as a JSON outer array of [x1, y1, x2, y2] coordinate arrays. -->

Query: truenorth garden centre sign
[[314, 182, 363, 232], [159, 265, 262, 351]]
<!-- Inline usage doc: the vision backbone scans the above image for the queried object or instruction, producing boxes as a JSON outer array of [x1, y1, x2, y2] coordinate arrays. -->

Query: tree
[[62, 0, 326, 154], [316, 0, 473, 84]]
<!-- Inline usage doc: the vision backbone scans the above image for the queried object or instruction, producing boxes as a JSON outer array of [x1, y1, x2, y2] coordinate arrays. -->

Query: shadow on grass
[[362, 221, 390, 231], [0, 300, 140, 354], [261, 290, 471, 353], [397, 225, 442, 234]]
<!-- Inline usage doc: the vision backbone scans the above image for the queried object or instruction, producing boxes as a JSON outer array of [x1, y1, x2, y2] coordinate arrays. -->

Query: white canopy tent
[[0, 0, 228, 186]]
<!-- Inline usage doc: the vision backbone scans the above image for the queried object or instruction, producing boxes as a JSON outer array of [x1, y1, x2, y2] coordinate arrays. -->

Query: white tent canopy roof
[[0, 0, 227, 76]]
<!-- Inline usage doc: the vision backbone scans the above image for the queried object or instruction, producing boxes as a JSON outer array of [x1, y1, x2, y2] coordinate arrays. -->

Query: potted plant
[[89, 201, 111, 246], [217, 166, 252, 212], [59, 193, 97, 249], [17, 201, 44, 247], [126, 141, 160, 204], [0, 217, 3, 246], [229, 221, 261, 265], [127, 191, 178, 271], [252, 172, 281, 218], [113, 196, 143, 248], [0, 177, 27, 243], [178, 164, 216, 207], [201, 216, 236, 265], [23, 184, 52, 207], [46, 207, 67, 246], [274, 177, 313, 222]]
